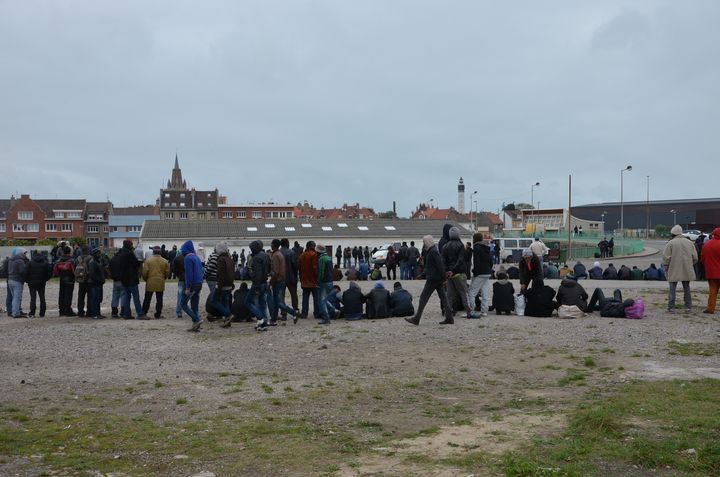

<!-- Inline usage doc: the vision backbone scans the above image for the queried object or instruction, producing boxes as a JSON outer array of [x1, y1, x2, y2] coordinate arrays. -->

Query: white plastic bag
[[514, 293, 526, 316]]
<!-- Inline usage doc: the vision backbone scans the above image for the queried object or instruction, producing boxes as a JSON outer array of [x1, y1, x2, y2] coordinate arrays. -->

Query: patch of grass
[[124, 386, 135, 394], [136, 380, 149, 385], [283, 386, 295, 393], [501, 379, 720, 476], [668, 341, 718, 357], [261, 384, 274, 394], [558, 369, 587, 386], [544, 365, 562, 371], [175, 398, 187, 405], [583, 357, 596, 368], [355, 421, 383, 431], [601, 347, 615, 354], [154, 380, 163, 388]]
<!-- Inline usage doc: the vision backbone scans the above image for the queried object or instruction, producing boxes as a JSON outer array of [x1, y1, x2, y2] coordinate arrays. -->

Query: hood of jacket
[[713, 227, 720, 240], [448, 227, 460, 241], [180, 240, 195, 255], [32, 253, 47, 263], [215, 242, 229, 255], [423, 235, 435, 250], [442, 223, 453, 240], [561, 278, 579, 288], [249, 240, 264, 254], [349, 281, 361, 291]]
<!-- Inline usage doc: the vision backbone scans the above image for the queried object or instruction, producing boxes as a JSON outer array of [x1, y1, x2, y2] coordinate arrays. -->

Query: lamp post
[[670, 209, 677, 225], [471, 190, 478, 230], [601, 210, 607, 235], [620, 166, 632, 247], [473, 200, 478, 231], [530, 182, 540, 226]]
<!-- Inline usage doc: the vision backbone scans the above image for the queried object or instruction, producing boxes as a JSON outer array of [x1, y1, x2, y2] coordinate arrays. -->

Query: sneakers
[[137, 315, 150, 320], [404, 317, 420, 326], [438, 318, 454, 325], [221, 316, 232, 328], [187, 320, 204, 332], [28, 314, 35, 318], [703, 309, 715, 314], [319, 320, 331, 325], [467, 311, 482, 319], [293, 313, 299, 324], [255, 320, 269, 332], [268, 321, 278, 327]]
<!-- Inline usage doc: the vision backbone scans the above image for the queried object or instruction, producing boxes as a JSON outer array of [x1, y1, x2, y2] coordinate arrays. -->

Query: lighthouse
[[458, 177, 465, 214]]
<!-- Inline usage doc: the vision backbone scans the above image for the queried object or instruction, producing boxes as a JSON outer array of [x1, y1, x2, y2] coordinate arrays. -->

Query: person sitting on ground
[[630, 266, 644, 280], [370, 263, 383, 281], [573, 261, 587, 280], [617, 264, 632, 280], [519, 249, 542, 292], [332, 264, 343, 282], [357, 259, 369, 280], [506, 264, 520, 280], [345, 265, 358, 281], [523, 278, 557, 317], [589, 261, 603, 280], [365, 281, 391, 318], [602, 263, 619, 280], [544, 262, 559, 279], [389, 282, 414, 317], [643, 263, 660, 280], [342, 282, 365, 320], [327, 284, 343, 317], [231, 282, 253, 322], [491, 271, 515, 315], [559, 264, 572, 279], [555, 273, 589, 311]]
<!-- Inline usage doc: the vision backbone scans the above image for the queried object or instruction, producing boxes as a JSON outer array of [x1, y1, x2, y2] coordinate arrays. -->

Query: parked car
[[682, 230, 705, 241], [371, 242, 401, 267]]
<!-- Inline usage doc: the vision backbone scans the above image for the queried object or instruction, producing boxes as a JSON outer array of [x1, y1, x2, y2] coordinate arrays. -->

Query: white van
[[495, 237, 534, 263]]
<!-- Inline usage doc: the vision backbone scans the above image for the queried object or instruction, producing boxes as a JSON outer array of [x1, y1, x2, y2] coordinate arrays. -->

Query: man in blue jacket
[[181, 240, 204, 331]]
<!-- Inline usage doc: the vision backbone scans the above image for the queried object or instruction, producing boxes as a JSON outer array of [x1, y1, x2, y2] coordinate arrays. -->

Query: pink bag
[[624, 298, 644, 319]]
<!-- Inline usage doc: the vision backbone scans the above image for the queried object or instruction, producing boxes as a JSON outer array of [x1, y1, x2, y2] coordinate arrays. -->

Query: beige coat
[[142, 254, 170, 292], [662, 236, 697, 282]]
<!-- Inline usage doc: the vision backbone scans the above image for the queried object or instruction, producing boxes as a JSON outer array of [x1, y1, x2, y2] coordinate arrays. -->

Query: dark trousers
[[587, 288, 622, 311], [286, 282, 299, 311], [301, 287, 319, 317], [143, 291, 164, 318], [414, 279, 452, 323], [77, 282, 89, 315], [29, 283, 47, 317], [386, 265, 397, 281], [88, 284, 103, 317], [59, 282, 75, 315]]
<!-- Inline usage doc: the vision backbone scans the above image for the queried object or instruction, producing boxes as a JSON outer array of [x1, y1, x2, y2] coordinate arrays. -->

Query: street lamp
[[620, 166, 632, 239], [471, 191, 478, 230], [473, 200, 478, 231], [601, 210, 607, 235], [530, 182, 540, 226], [670, 209, 677, 224]]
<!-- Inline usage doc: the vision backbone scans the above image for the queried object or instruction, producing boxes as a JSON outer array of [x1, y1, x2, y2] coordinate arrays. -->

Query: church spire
[[168, 155, 187, 190]]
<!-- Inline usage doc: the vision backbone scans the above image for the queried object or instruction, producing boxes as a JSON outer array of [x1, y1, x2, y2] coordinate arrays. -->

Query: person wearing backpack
[[53, 246, 76, 316], [26, 251, 52, 318], [74, 247, 93, 317], [316, 244, 335, 324], [87, 248, 107, 319], [7, 248, 29, 318]]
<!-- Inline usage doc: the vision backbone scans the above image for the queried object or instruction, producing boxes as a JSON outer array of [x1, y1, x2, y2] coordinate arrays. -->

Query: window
[[87, 214, 104, 220], [198, 212, 206, 219], [164, 193, 170, 198], [285, 226, 296, 231], [301, 223, 312, 228], [46, 223, 57, 232], [265, 212, 272, 218], [321, 226, 332, 231], [358, 226, 369, 231], [180, 212, 188, 219], [247, 226, 258, 232], [61, 223, 73, 232], [68, 212, 81, 219], [27, 223, 39, 232], [179, 202, 186, 207], [87, 225, 99, 233], [0, 223, 6, 232], [265, 224, 275, 228], [13, 223, 39, 232], [55, 212, 64, 218], [207, 193, 211, 197], [165, 212, 175, 219], [198, 202, 203, 207], [171, 202, 177, 207], [128, 226, 142, 232], [223, 211, 233, 219], [337, 223, 348, 228], [103, 226, 109, 233], [252, 211, 262, 219], [237, 211, 246, 218], [180, 193, 185, 198], [18, 211, 33, 220], [384, 226, 396, 231]]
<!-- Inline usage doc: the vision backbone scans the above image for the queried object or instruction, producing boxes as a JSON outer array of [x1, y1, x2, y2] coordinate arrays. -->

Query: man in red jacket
[[700, 227, 720, 314]]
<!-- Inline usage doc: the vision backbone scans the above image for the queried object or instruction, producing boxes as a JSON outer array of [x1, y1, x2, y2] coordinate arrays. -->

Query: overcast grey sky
[[1, 1, 718, 216]]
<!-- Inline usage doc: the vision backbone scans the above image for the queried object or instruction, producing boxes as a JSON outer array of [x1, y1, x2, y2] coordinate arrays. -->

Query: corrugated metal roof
[[140, 219, 470, 240]]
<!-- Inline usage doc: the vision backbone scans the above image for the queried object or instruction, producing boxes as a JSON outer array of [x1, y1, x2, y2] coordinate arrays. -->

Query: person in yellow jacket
[[142, 246, 170, 319]]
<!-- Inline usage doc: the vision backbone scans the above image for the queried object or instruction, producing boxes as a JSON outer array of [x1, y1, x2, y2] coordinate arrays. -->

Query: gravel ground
[[1, 277, 718, 404]]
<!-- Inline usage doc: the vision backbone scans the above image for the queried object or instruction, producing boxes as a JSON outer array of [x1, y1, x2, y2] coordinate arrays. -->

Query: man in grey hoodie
[[8, 247, 28, 318], [405, 235, 453, 325]]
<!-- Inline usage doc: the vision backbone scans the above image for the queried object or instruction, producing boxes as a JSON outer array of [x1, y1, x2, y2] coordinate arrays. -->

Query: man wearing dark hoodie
[[603, 263, 619, 280], [87, 248, 107, 319], [26, 251, 51, 318], [390, 281, 414, 317], [245, 240, 271, 331], [524, 278, 557, 317], [442, 227, 474, 319], [406, 241, 420, 279], [437, 223, 453, 255], [53, 246, 76, 316], [405, 235, 453, 325], [492, 271, 515, 314], [181, 240, 204, 331], [555, 274, 589, 311], [212, 242, 236, 328], [7, 247, 28, 318], [467, 232, 493, 318], [267, 239, 298, 326], [280, 238, 300, 320], [117, 240, 145, 320], [342, 281, 365, 320]]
